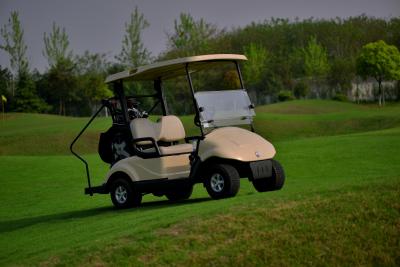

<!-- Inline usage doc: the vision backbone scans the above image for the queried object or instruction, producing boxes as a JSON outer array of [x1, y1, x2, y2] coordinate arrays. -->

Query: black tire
[[204, 164, 240, 199], [165, 184, 193, 201], [110, 178, 142, 209], [252, 159, 285, 192]]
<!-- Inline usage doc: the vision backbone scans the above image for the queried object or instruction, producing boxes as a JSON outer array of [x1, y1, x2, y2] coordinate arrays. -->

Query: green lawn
[[2, 99, 400, 155], [0, 100, 399, 266]]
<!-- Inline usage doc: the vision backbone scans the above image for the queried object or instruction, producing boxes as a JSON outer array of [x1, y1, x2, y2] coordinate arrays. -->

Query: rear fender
[[104, 157, 140, 184]]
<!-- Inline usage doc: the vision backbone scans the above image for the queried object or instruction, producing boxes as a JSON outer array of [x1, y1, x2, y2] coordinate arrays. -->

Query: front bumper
[[249, 160, 273, 180]]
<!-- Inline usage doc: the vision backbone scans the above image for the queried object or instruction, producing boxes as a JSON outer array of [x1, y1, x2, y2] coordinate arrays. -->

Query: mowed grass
[[254, 100, 400, 142], [0, 100, 399, 266], [0, 113, 110, 155], [1, 99, 400, 155]]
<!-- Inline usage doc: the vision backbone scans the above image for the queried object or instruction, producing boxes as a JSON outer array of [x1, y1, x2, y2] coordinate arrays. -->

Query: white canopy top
[[105, 54, 247, 83]]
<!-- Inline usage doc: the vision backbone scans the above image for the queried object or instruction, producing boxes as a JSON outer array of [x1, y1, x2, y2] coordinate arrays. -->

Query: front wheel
[[204, 164, 240, 199], [110, 178, 142, 209], [252, 159, 285, 192]]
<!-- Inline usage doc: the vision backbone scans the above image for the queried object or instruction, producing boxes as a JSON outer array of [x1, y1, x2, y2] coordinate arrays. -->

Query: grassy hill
[[0, 100, 399, 266], [1, 100, 400, 156]]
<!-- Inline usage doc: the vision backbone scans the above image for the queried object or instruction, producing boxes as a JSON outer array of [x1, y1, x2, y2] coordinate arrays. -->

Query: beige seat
[[130, 116, 193, 156], [157, 116, 193, 155], [130, 118, 160, 145]]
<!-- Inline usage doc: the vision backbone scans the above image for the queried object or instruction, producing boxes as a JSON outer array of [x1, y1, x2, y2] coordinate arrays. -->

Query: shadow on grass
[[0, 197, 211, 234]]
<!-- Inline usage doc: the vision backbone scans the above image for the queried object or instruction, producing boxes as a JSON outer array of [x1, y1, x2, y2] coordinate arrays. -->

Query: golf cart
[[70, 54, 285, 208]]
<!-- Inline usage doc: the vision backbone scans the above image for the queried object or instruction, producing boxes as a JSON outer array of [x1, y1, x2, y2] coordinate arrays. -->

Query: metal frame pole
[[235, 61, 245, 89], [155, 78, 168, 115], [113, 80, 129, 125], [185, 63, 204, 136], [70, 104, 105, 196], [235, 61, 255, 132]]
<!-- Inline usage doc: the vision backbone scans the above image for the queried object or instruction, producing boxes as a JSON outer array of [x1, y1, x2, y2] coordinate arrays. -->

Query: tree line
[[1, 8, 399, 116], [161, 15, 400, 107]]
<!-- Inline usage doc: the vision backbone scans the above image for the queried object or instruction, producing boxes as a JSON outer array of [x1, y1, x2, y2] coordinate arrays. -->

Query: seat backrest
[[130, 118, 160, 144], [158, 115, 186, 142]]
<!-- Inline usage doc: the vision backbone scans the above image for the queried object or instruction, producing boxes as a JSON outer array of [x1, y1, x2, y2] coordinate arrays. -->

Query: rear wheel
[[165, 184, 193, 201], [252, 159, 285, 192], [204, 164, 240, 199], [110, 178, 142, 208]]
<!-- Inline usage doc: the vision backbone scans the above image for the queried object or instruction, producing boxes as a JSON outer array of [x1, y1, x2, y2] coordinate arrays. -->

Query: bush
[[332, 93, 348, 102], [294, 81, 309, 99], [278, 90, 295, 102]]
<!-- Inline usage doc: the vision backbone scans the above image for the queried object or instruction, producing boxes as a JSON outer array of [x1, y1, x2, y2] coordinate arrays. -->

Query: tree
[[43, 23, 76, 115], [242, 43, 268, 89], [75, 51, 109, 75], [0, 11, 47, 113], [242, 43, 284, 104], [303, 36, 330, 78], [75, 51, 112, 115], [0, 66, 12, 111], [166, 13, 220, 56], [303, 36, 330, 97], [328, 57, 355, 96], [12, 72, 50, 113], [47, 58, 77, 115], [43, 22, 73, 68], [357, 40, 400, 106], [116, 6, 150, 68], [0, 11, 29, 95]]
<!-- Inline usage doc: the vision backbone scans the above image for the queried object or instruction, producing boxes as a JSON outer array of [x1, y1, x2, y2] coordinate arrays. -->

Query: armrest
[[132, 137, 161, 157]]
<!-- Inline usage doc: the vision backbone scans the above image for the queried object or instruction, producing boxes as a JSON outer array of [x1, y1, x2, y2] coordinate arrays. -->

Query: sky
[[0, 0, 399, 72]]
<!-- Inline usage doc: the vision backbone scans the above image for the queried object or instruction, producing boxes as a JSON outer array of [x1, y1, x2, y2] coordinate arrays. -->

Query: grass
[[254, 100, 400, 141], [110, 183, 399, 266], [0, 113, 110, 155], [1, 99, 400, 155], [0, 100, 399, 266]]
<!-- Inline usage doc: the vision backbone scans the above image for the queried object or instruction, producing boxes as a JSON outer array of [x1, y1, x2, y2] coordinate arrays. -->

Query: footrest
[[85, 184, 108, 195]]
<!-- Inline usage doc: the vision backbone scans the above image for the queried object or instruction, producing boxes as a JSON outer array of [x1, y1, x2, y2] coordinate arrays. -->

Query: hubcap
[[115, 185, 128, 204], [210, 173, 224, 192]]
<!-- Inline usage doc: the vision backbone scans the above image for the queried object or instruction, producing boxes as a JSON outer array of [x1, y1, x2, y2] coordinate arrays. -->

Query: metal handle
[[70, 104, 105, 196]]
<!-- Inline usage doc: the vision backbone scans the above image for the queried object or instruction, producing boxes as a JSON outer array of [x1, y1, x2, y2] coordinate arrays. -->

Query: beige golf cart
[[70, 54, 285, 208]]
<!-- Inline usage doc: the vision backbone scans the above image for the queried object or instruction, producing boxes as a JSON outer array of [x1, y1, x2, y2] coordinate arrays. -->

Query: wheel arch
[[195, 156, 250, 182], [106, 171, 133, 190], [104, 158, 140, 185]]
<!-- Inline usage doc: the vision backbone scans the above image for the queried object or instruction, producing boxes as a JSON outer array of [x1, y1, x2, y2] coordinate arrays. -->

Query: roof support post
[[235, 61, 245, 89], [113, 80, 129, 125], [154, 78, 168, 115], [234, 61, 255, 132], [185, 63, 204, 137]]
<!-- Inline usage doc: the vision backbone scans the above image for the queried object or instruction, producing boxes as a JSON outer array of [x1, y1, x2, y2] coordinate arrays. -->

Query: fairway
[[0, 100, 399, 266]]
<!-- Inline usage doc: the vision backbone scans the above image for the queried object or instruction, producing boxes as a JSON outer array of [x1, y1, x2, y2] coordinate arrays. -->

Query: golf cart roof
[[105, 54, 247, 83]]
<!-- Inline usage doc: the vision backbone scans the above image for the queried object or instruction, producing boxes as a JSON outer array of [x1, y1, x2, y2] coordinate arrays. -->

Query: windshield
[[194, 89, 255, 128]]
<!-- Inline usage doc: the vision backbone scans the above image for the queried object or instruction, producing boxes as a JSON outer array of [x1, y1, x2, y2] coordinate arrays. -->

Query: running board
[[85, 184, 108, 195]]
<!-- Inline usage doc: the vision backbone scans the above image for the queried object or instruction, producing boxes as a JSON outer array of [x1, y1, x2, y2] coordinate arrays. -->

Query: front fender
[[198, 127, 276, 162]]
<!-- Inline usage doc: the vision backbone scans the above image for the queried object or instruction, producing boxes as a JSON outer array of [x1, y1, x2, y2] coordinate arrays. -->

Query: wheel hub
[[115, 185, 128, 204], [210, 173, 224, 192]]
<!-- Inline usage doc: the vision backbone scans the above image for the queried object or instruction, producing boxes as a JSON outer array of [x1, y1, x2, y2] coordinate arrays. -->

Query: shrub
[[278, 90, 295, 101], [332, 93, 348, 102], [294, 81, 309, 99]]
